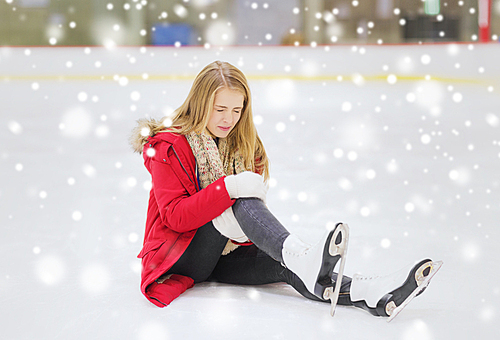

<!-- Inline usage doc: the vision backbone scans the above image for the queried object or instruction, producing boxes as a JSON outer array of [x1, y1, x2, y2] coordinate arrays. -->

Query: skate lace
[[355, 274, 380, 281]]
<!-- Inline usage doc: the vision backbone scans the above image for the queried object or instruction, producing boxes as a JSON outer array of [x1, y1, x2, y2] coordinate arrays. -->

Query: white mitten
[[224, 171, 268, 203], [212, 207, 249, 243]]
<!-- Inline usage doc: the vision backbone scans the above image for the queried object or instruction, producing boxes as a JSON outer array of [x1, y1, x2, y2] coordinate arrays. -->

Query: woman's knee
[[233, 197, 262, 208], [232, 197, 264, 218]]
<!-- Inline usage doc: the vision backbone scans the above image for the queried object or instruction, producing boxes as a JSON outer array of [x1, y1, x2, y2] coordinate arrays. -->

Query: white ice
[[1, 44, 499, 339]]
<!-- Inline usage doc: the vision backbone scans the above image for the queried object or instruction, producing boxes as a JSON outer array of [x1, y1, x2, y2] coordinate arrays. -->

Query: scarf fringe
[[221, 241, 240, 255]]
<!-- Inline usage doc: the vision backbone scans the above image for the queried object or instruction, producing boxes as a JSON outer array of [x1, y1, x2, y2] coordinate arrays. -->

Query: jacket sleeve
[[150, 146, 234, 233]]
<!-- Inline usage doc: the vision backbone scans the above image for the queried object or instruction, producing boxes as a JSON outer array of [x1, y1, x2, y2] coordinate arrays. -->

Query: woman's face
[[206, 88, 244, 138]]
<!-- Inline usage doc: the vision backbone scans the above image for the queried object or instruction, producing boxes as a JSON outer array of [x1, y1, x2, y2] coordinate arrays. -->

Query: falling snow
[[1, 41, 499, 340]]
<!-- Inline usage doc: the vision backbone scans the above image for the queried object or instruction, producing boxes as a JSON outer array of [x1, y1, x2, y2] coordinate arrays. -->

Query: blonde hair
[[165, 60, 269, 180]]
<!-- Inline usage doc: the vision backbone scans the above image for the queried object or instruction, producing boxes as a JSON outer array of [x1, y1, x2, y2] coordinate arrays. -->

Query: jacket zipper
[[171, 146, 200, 192]]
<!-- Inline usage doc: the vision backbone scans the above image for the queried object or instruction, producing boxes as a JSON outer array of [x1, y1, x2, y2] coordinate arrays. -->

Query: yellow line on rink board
[[0, 74, 489, 85], [248, 74, 486, 84]]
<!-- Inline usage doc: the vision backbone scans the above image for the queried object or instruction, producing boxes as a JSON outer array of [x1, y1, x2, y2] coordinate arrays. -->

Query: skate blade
[[387, 260, 443, 322], [323, 223, 349, 317]]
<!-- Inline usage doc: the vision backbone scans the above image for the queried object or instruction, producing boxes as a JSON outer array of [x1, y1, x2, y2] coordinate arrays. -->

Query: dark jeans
[[166, 198, 352, 305]]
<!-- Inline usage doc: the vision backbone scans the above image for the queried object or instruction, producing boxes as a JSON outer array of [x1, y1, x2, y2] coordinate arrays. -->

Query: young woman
[[130, 60, 441, 320]]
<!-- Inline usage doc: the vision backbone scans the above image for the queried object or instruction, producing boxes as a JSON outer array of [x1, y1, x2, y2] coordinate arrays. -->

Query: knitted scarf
[[185, 131, 247, 255]]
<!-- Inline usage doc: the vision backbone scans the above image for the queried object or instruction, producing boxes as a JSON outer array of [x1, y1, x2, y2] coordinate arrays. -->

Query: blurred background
[[1, 0, 500, 46], [2, 1, 500, 340]]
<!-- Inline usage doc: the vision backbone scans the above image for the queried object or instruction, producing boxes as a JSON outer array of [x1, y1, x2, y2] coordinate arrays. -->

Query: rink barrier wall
[[1, 45, 499, 87]]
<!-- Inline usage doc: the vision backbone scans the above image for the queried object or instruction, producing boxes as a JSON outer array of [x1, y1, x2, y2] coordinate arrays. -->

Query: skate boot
[[350, 259, 443, 322], [282, 223, 349, 316]]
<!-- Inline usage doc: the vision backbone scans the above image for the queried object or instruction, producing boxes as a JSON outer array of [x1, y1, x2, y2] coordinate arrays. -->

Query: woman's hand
[[224, 171, 268, 203]]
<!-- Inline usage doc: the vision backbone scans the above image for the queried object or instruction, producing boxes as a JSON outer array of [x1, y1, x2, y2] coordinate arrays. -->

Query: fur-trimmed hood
[[129, 117, 167, 154]]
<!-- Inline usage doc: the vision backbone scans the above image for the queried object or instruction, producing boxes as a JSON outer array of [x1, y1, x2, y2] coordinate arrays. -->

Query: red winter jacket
[[138, 131, 235, 307]]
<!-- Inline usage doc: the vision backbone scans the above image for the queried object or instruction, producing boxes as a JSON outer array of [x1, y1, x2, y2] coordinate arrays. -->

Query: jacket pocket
[[151, 141, 172, 164], [137, 240, 165, 259]]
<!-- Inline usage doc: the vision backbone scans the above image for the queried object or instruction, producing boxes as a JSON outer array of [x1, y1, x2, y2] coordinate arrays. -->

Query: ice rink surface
[[1, 43, 499, 339]]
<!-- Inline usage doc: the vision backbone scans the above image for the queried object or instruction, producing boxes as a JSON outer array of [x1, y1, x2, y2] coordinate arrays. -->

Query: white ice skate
[[282, 223, 349, 316], [350, 259, 443, 322]]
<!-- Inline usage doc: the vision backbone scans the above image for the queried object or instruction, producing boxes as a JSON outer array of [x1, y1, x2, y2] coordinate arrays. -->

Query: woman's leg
[[231, 198, 290, 262], [232, 199, 441, 319], [232, 197, 349, 308], [207, 244, 353, 306], [164, 221, 228, 283]]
